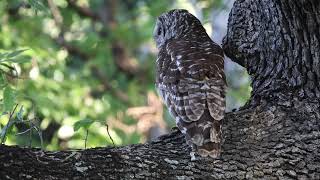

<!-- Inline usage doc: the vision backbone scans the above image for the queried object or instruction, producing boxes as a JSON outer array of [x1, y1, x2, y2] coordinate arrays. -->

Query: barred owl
[[153, 9, 226, 159]]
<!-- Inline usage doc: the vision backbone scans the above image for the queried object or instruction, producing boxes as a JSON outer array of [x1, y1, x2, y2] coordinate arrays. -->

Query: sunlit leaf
[[0, 119, 16, 144], [0, 63, 15, 71], [5, 49, 28, 59], [0, 52, 9, 60], [73, 119, 94, 131], [0, 73, 7, 88], [0, 49, 29, 65], [3, 86, 16, 112], [4, 57, 31, 64]]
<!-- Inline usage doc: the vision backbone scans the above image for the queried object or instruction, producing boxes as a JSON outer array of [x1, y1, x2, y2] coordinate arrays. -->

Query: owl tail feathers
[[185, 125, 222, 159], [186, 135, 222, 159], [197, 142, 221, 158]]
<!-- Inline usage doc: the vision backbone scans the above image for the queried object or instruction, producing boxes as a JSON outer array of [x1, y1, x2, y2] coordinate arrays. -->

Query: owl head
[[153, 9, 206, 48]]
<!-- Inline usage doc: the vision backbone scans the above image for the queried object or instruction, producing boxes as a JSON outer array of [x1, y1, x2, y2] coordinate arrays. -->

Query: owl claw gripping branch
[[153, 9, 226, 159]]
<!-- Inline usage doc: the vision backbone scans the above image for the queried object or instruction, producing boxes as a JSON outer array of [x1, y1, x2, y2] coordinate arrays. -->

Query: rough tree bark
[[1, 0, 320, 179]]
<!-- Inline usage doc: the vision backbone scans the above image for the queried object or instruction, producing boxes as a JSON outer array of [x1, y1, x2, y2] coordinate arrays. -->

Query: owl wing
[[156, 39, 226, 158]]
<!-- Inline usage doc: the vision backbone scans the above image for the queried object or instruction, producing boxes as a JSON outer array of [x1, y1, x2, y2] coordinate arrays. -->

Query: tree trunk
[[1, 0, 320, 179]]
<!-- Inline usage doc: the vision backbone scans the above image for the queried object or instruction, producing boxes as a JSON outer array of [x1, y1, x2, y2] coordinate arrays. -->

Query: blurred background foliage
[[0, 0, 251, 150]]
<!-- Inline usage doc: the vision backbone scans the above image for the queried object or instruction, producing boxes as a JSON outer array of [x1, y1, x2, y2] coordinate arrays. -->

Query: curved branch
[[1, 99, 319, 179]]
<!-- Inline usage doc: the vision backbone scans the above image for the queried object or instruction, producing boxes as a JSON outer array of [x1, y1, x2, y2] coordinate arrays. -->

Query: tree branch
[[66, 0, 100, 20], [1, 99, 319, 179], [65, 0, 141, 77], [47, 0, 130, 104]]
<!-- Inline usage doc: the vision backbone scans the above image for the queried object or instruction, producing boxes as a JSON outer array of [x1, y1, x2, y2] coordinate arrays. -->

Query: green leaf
[[0, 49, 30, 64], [0, 63, 15, 71], [16, 106, 24, 121], [0, 73, 7, 88], [3, 86, 16, 112], [4, 56, 31, 64], [73, 119, 94, 131], [0, 119, 16, 144], [0, 52, 9, 60], [5, 49, 28, 59], [27, 0, 49, 14]]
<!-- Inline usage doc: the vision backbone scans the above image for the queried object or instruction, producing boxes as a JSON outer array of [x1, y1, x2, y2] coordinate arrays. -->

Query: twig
[[32, 121, 43, 149], [47, 0, 89, 59], [48, 0, 131, 105], [15, 110, 43, 149], [106, 124, 115, 147], [47, 0, 133, 106], [84, 129, 88, 149], [0, 104, 19, 144], [66, 0, 100, 21], [9, 104, 19, 118], [47, 0, 63, 28], [55, 38, 89, 59], [28, 120, 32, 147], [16, 128, 32, 135]]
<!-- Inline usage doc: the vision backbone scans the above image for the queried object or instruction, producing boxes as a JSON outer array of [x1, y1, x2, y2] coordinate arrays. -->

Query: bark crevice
[[1, 99, 319, 179], [223, 0, 320, 106]]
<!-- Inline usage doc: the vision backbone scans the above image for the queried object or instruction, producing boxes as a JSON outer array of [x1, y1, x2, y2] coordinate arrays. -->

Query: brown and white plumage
[[153, 9, 226, 158]]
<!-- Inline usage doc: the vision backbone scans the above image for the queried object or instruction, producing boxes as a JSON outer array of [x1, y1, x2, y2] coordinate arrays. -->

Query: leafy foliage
[[0, 49, 41, 145], [0, 0, 250, 150], [73, 118, 94, 131], [27, 0, 49, 14], [3, 86, 16, 112]]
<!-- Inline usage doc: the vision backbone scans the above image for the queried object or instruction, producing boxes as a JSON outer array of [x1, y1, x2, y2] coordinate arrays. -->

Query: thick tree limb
[[1, 99, 320, 179], [1, 0, 320, 179]]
